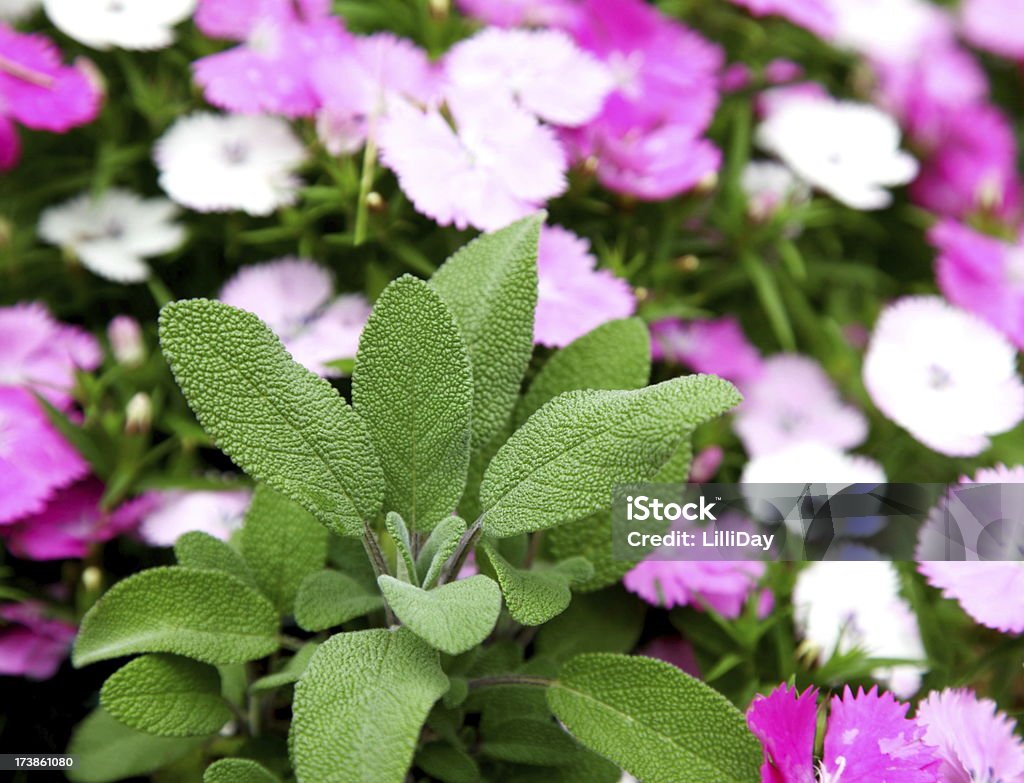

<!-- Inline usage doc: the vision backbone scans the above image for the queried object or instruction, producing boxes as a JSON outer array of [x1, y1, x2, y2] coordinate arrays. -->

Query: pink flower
[[917, 688, 1024, 783], [961, 0, 1024, 60], [535, 225, 634, 347], [312, 32, 437, 155], [0, 302, 100, 407], [0, 22, 101, 170], [734, 354, 867, 457], [0, 388, 87, 525], [2, 479, 154, 560], [637, 636, 701, 678], [138, 489, 252, 546], [930, 219, 1024, 350], [747, 684, 939, 783], [107, 315, 145, 366], [0, 601, 76, 680], [454, 0, 582, 27], [624, 559, 766, 618], [726, 0, 835, 37], [649, 316, 763, 384], [193, 0, 348, 117], [378, 93, 567, 231], [219, 258, 370, 376]]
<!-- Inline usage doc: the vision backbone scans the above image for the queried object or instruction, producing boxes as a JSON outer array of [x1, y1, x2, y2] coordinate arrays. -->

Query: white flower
[[741, 442, 885, 486], [43, 0, 196, 51], [863, 296, 1024, 457], [138, 489, 252, 547], [824, 0, 951, 64], [0, 0, 41, 22], [794, 560, 926, 698], [741, 160, 809, 220], [38, 188, 185, 283], [756, 97, 918, 210], [155, 113, 308, 216]]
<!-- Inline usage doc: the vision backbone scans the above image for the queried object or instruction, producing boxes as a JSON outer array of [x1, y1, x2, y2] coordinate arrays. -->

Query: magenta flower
[[455, 0, 581, 28], [930, 219, 1024, 350], [726, 0, 835, 37], [138, 489, 251, 547], [2, 479, 154, 560], [0, 302, 100, 407], [649, 316, 763, 384], [0, 601, 76, 680], [747, 684, 939, 783], [961, 0, 1024, 61], [535, 225, 634, 347], [193, 0, 348, 117], [917, 688, 1024, 783], [378, 93, 567, 231], [623, 559, 766, 618], [0, 388, 87, 525], [0, 22, 101, 171], [734, 354, 867, 457]]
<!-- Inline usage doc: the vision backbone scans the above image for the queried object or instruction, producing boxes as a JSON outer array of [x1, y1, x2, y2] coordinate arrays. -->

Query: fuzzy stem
[[353, 131, 377, 246], [362, 521, 397, 625], [437, 516, 483, 585]]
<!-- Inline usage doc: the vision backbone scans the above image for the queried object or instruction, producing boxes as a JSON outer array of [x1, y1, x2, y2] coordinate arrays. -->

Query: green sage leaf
[[416, 515, 467, 589], [174, 531, 256, 589], [250, 641, 320, 693], [385, 511, 418, 583], [480, 718, 582, 766], [480, 543, 592, 626], [294, 570, 384, 632], [203, 759, 279, 783]]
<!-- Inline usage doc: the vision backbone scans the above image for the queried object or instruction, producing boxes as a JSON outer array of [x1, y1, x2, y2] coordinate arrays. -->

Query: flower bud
[[107, 315, 145, 367]]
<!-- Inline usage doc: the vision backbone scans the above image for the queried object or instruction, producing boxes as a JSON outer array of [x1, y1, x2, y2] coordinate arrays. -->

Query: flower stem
[[438, 516, 483, 585], [353, 133, 378, 246]]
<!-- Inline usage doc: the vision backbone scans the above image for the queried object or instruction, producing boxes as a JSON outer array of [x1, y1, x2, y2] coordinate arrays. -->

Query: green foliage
[[481, 376, 740, 537], [534, 589, 645, 662], [294, 570, 383, 632], [417, 515, 467, 589], [547, 654, 763, 783], [353, 275, 473, 531], [250, 642, 320, 693], [416, 741, 480, 783], [203, 759, 279, 783], [386, 511, 418, 583], [430, 215, 541, 452], [480, 542, 593, 626], [480, 718, 583, 765], [241, 484, 328, 614], [100, 654, 232, 737], [291, 628, 449, 783], [175, 531, 257, 589], [377, 574, 502, 654], [159, 299, 384, 536], [67, 708, 205, 783], [73, 567, 279, 666]]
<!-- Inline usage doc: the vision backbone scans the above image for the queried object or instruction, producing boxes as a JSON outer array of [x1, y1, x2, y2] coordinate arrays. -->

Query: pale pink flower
[[444, 28, 612, 127], [535, 225, 634, 347], [219, 258, 370, 376], [0, 388, 88, 525], [0, 303, 100, 407], [917, 688, 1024, 783], [649, 316, 763, 384], [2, 479, 154, 560], [377, 93, 567, 231], [726, 0, 835, 37], [638, 636, 701, 678], [961, 0, 1024, 60], [107, 316, 145, 367], [735, 354, 867, 457], [138, 489, 252, 547], [455, 0, 581, 27], [689, 446, 724, 483], [624, 558, 766, 618], [0, 601, 76, 680], [740, 442, 886, 485], [741, 161, 810, 220], [824, 0, 952, 65], [0, 22, 101, 170]]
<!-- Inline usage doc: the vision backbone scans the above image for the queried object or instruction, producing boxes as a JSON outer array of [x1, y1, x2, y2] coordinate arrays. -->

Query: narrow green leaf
[[430, 214, 541, 451], [159, 299, 384, 536], [353, 275, 473, 531], [416, 515, 466, 589], [385, 511, 418, 583], [481, 718, 582, 766], [251, 641, 320, 692], [415, 741, 479, 783], [101, 654, 231, 737], [73, 567, 279, 667], [175, 531, 257, 589], [67, 708, 204, 783], [500, 745, 621, 783], [241, 484, 328, 614], [534, 590, 644, 662], [481, 377, 741, 538], [377, 574, 501, 655], [547, 654, 763, 783], [204, 759, 279, 783], [294, 570, 383, 632], [291, 628, 449, 783], [481, 543, 592, 626], [517, 318, 651, 425]]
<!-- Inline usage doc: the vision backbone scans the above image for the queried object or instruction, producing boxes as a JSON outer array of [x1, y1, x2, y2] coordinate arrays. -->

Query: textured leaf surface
[[73, 567, 279, 666], [500, 745, 621, 783], [430, 215, 540, 451], [159, 299, 384, 536], [291, 628, 448, 783], [353, 276, 473, 531], [67, 708, 204, 783], [481, 543, 592, 626], [294, 570, 383, 632], [251, 641, 319, 692], [416, 741, 479, 783], [241, 484, 327, 614], [204, 758, 279, 783], [175, 531, 256, 589], [517, 318, 650, 425], [416, 515, 466, 589], [547, 654, 763, 783], [101, 654, 231, 737], [534, 590, 644, 662], [386, 511, 418, 583], [378, 574, 501, 654], [482, 376, 740, 538], [480, 718, 582, 765]]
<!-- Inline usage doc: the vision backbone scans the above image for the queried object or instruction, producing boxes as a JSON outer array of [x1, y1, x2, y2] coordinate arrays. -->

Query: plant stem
[[437, 516, 483, 585], [468, 674, 553, 690], [362, 521, 397, 625], [353, 131, 377, 246]]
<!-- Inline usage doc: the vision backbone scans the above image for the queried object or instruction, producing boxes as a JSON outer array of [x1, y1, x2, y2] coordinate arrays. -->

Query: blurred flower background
[[2, 0, 1024, 779]]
